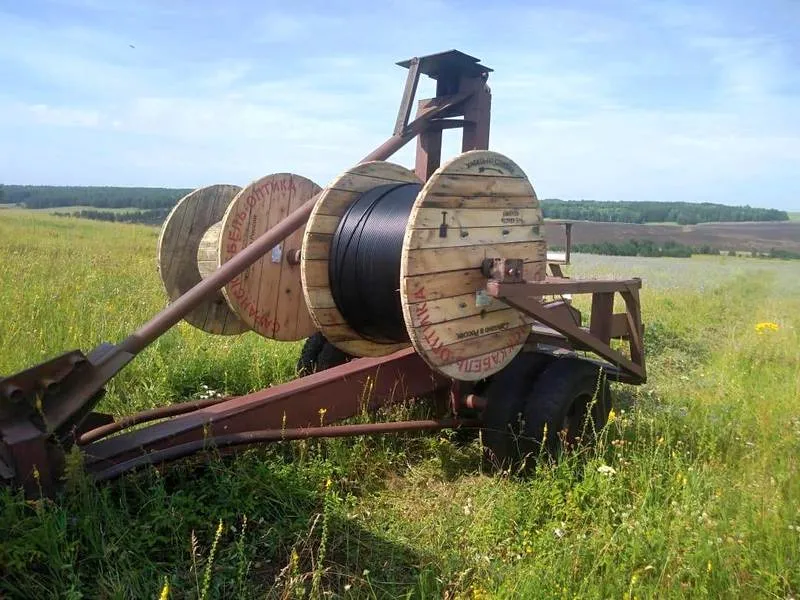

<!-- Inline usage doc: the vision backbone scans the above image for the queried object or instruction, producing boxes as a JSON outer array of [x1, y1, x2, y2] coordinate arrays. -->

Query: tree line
[[2, 185, 191, 210], [541, 199, 789, 224], [0, 184, 791, 225], [51, 209, 172, 225]]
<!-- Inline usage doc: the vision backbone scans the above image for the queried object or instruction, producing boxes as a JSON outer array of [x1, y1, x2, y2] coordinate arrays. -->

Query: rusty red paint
[[81, 348, 450, 471]]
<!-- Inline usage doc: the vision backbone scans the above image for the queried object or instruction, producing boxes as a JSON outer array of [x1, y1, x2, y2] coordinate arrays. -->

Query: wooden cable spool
[[158, 174, 321, 341], [301, 162, 420, 357], [217, 173, 320, 341], [301, 150, 547, 381], [158, 184, 249, 335]]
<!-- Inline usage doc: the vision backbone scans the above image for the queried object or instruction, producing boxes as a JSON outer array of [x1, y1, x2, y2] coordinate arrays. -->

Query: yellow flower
[[159, 578, 170, 600], [707, 560, 712, 573], [755, 322, 779, 334], [607, 409, 616, 424]]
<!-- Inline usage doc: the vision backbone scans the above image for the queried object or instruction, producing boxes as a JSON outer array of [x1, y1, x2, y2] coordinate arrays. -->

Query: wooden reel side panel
[[157, 184, 249, 335], [218, 173, 321, 342], [301, 161, 421, 357], [400, 150, 547, 381]]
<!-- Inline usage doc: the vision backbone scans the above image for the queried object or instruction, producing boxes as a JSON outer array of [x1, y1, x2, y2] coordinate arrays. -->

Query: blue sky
[[0, 0, 798, 210]]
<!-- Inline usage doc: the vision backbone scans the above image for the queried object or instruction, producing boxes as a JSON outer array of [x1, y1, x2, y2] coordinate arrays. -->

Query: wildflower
[[597, 464, 617, 476], [754, 321, 779, 334], [159, 577, 170, 600], [607, 408, 617, 423], [707, 560, 712, 573]]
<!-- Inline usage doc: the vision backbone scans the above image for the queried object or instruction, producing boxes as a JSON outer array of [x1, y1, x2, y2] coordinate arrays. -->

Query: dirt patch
[[544, 221, 800, 253]]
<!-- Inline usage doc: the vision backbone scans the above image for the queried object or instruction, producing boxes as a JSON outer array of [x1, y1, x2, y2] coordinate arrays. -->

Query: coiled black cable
[[329, 182, 422, 343]]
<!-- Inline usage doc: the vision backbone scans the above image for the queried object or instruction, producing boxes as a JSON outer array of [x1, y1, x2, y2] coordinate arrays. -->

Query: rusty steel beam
[[487, 276, 642, 297], [487, 277, 646, 384], [92, 417, 479, 482], [76, 396, 229, 446], [81, 348, 450, 473], [393, 56, 421, 135]]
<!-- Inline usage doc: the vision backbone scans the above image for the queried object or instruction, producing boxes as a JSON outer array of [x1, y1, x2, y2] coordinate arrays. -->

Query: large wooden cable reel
[[158, 174, 320, 341], [158, 184, 249, 335], [218, 173, 320, 340], [301, 150, 547, 381]]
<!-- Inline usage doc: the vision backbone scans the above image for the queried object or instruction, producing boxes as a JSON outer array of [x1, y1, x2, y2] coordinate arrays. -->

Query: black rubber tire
[[296, 332, 327, 376], [480, 352, 553, 470], [520, 358, 612, 460], [296, 332, 353, 375], [316, 341, 352, 371]]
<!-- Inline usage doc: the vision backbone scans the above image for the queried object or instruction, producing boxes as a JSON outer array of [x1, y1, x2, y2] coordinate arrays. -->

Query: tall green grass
[[0, 210, 798, 598]]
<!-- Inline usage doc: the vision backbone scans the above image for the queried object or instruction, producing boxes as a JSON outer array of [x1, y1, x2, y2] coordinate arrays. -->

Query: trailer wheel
[[480, 352, 553, 469], [521, 358, 612, 459], [296, 332, 352, 375]]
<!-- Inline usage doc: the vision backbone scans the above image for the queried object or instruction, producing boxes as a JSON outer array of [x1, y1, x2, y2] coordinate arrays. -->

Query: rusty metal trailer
[[0, 50, 646, 499]]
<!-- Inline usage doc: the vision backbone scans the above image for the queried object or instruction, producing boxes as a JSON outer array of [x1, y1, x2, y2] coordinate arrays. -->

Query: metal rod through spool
[[328, 182, 422, 343]]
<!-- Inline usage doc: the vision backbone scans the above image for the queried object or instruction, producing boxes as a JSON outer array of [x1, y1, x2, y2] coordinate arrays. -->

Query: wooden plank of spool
[[400, 150, 547, 381], [218, 173, 321, 341], [301, 161, 422, 357], [157, 184, 250, 335]]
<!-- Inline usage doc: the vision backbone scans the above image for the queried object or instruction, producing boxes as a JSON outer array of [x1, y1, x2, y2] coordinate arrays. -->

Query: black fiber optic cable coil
[[328, 182, 422, 343]]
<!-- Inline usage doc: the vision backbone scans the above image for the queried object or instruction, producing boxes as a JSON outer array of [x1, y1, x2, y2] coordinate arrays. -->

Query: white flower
[[597, 464, 617, 476]]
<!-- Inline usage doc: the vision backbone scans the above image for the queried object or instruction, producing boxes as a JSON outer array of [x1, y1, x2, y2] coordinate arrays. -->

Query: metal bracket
[[480, 258, 524, 282]]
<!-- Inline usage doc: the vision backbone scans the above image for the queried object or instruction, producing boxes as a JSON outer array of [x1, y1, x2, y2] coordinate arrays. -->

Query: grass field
[[1, 209, 798, 599]]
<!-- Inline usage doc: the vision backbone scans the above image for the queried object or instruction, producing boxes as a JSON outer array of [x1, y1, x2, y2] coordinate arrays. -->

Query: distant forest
[[0, 184, 791, 225], [542, 199, 789, 224], [51, 209, 172, 225], [1, 185, 191, 210]]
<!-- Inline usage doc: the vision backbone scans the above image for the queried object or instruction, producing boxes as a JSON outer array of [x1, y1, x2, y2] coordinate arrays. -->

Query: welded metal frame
[[0, 50, 646, 498], [487, 277, 646, 384]]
